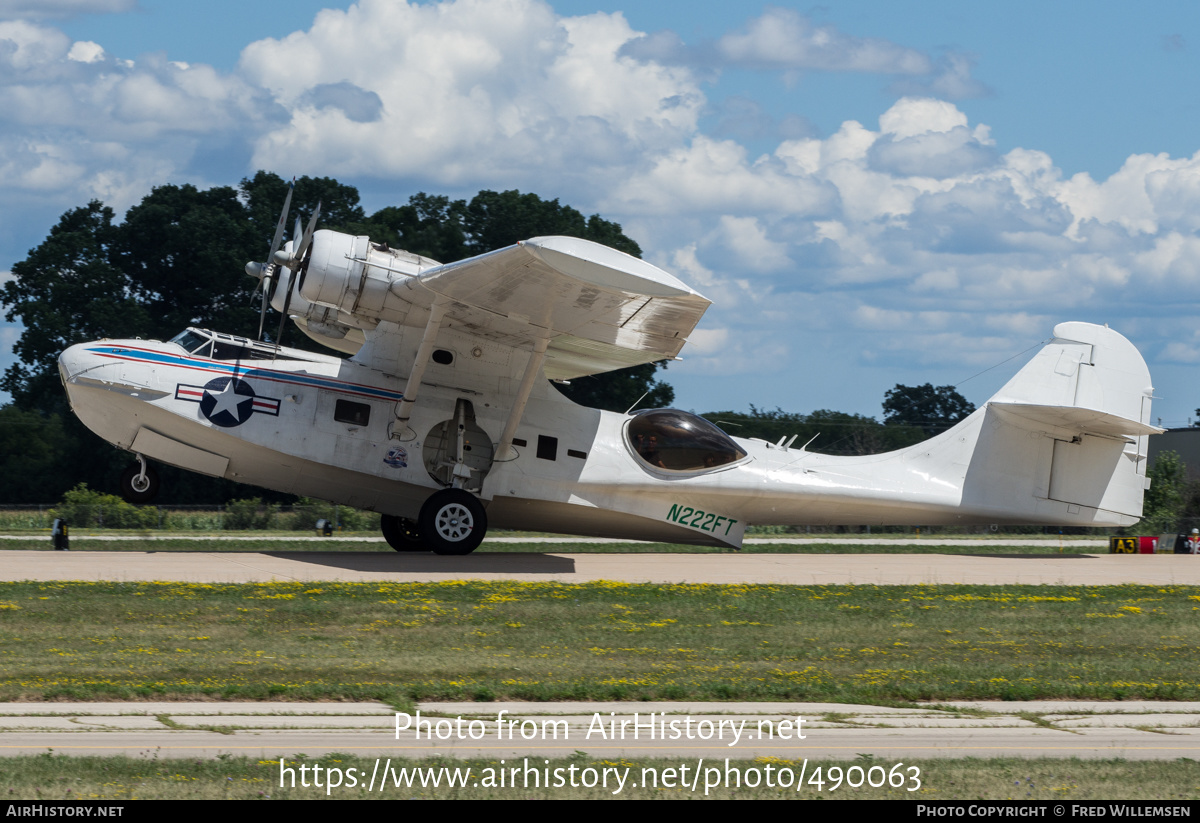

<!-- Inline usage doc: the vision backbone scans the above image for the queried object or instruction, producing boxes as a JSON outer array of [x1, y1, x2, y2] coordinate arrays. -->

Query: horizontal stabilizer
[[990, 401, 1163, 439]]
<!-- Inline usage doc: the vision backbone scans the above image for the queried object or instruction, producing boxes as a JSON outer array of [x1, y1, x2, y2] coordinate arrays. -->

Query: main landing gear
[[380, 489, 487, 556], [380, 513, 424, 552], [382, 398, 491, 555], [119, 455, 159, 504]]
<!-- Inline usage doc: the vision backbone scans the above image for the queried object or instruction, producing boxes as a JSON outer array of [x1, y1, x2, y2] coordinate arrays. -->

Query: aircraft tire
[[119, 462, 160, 505], [419, 489, 486, 556], [381, 514, 425, 552]]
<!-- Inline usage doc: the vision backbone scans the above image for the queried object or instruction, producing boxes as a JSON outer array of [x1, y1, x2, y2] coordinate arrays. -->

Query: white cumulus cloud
[[619, 8, 988, 100], [241, 0, 703, 193], [714, 7, 931, 74]]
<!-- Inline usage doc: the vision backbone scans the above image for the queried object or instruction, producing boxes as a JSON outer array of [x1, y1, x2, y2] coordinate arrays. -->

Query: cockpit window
[[169, 330, 210, 354], [212, 341, 276, 361], [169, 329, 278, 361], [626, 409, 747, 472]]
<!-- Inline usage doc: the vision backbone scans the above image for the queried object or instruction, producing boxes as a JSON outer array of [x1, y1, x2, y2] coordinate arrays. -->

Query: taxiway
[[0, 548, 1197, 585], [2, 701, 1199, 761]]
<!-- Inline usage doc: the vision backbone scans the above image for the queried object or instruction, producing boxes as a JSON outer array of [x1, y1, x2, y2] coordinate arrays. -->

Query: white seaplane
[[58, 189, 1160, 554]]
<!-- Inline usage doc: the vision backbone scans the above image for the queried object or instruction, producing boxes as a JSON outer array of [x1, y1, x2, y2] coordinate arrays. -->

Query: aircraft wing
[[390, 236, 711, 380]]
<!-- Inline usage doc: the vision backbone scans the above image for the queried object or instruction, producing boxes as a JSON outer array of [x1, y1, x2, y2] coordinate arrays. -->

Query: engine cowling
[[260, 235, 377, 354], [300, 229, 439, 321]]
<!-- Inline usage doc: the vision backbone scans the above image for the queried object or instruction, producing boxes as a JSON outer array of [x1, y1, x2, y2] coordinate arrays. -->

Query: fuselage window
[[209, 342, 276, 361], [334, 399, 371, 426], [212, 341, 250, 360], [627, 410, 746, 472]]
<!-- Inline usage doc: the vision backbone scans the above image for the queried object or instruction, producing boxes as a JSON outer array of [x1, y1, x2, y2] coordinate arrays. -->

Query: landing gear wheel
[[418, 489, 486, 556], [381, 514, 425, 552], [119, 461, 160, 504]]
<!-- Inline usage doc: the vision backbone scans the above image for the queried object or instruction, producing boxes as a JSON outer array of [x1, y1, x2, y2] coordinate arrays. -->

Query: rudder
[[960, 323, 1158, 526]]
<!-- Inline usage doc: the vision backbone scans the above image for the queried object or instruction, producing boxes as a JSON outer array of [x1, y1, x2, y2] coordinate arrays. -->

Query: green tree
[[554, 361, 673, 413], [240, 171, 368, 241], [882, 383, 976, 437], [700, 405, 925, 456], [1137, 450, 1187, 535], [1, 202, 150, 409], [363, 194, 469, 262], [49, 483, 159, 529], [362, 188, 643, 262], [114, 183, 262, 341], [0, 407, 69, 502], [463, 189, 641, 257]]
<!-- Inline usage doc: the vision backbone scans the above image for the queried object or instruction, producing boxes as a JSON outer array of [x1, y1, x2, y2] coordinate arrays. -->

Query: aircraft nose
[[58, 342, 99, 383]]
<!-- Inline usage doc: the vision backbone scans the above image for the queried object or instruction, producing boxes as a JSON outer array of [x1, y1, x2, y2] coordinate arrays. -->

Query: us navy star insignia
[[174, 377, 280, 428]]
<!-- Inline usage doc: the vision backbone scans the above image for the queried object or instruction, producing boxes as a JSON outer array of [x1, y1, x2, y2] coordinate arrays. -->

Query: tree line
[[0, 171, 972, 503], [702, 384, 975, 456], [1136, 451, 1200, 536]]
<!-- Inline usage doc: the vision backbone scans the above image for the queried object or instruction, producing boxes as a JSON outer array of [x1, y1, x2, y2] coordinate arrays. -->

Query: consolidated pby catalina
[[58, 188, 1161, 554]]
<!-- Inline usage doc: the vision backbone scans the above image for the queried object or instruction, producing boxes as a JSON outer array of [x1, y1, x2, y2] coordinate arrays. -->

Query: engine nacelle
[[300, 229, 439, 322], [263, 235, 380, 354]]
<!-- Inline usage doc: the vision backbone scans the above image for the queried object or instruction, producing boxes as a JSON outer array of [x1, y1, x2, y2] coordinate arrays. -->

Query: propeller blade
[[250, 180, 295, 342], [276, 269, 294, 346], [296, 236, 314, 294], [257, 273, 272, 341], [272, 199, 321, 346], [294, 201, 322, 263], [265, 181, 294, 267]]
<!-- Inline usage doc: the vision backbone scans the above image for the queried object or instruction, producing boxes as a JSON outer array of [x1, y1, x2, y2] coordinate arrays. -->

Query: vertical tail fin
[[960, 322, 1159, 526]]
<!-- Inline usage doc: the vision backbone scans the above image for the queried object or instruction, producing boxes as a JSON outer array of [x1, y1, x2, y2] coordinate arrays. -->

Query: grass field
[[0, 580, 1196, 703], [2, 573, 1197, 801], [5, 753, 1200, 800]]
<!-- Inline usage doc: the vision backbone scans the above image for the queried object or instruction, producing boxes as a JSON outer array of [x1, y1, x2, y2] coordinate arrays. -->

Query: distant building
[[1147, 428, 1200, 479]]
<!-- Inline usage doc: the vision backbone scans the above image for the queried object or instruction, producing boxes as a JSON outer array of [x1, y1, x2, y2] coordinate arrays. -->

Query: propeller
[[273, 200, 322, 346], [246, 181, 294, 341]]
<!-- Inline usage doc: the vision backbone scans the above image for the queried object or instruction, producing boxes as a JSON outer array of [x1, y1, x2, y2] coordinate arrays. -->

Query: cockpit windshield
[[169, 329, 210, 355], [626, 409, 747, 472], [168, 328, 279, 361]]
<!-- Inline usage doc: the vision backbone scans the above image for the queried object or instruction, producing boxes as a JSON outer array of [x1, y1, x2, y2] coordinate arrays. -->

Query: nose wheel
[[418, 489, 486, 555], [119, 457, 160, 505]]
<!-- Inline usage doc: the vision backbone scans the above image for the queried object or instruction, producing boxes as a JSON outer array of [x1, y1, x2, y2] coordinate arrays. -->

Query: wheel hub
[[435, 504, 472, 541]]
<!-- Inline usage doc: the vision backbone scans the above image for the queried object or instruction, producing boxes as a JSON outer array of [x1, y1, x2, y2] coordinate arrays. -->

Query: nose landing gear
[[119, 455, 160, 504]]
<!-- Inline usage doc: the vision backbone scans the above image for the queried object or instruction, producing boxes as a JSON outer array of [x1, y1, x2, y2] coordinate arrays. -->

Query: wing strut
[[388, 299, 448, 441], [495, 335, 551, 461]]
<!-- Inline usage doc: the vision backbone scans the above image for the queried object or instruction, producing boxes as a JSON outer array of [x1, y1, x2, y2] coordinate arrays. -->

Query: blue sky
[[3, 0, 1200, 426]]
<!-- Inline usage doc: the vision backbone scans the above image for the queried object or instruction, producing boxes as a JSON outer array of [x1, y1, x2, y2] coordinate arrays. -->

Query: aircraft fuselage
[[59, 322, 1144, 552]]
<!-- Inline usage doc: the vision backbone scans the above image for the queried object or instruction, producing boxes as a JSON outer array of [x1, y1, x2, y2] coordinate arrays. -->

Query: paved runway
[[2, 548, 1199, 585], [2, 701, 1199, 761]]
